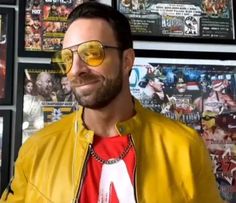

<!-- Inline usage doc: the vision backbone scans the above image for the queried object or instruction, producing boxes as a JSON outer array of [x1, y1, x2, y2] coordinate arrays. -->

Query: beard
[[37, 86, 52, 98], [70, 65, 123, 109]]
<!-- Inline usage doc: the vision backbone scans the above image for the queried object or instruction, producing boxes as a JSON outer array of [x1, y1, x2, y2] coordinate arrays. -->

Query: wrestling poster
[[22, 68, 76, 143], [0, 14, 7, 99], [24, 0, 83, 52], [130, 57, 236, 202], [116, 0, 235, 40]]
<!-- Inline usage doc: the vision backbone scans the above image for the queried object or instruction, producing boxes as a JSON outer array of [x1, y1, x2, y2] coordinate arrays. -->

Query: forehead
[[40, 73, 52, 81], [26, 82, 33, 86], [63, 18, 117, 48]]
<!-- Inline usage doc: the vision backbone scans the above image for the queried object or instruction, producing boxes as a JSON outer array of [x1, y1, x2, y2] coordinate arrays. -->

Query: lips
[[69, 74, 101, 87], [71, 78, 100, 88], [76, 79, 100, 87]]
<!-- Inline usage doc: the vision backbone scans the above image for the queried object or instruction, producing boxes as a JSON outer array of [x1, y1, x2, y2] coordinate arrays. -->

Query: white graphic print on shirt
[[98, 160, 136, 203]]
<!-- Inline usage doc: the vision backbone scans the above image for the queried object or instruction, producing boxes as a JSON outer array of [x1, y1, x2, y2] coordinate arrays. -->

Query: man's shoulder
[[138, 104, 200, 143], [35, 111, 76, 138]]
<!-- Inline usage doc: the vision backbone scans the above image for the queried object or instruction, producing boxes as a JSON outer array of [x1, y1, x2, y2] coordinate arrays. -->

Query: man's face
[[63, 18, 128, 109], [176, 81, 187, 93], [37, 73, 53, 96], [61, 77, 72, 95], [149, 79, 164, 92], [33, 33, 40, 42], [25, 13, 32, 24], [60, 5, 67, 14], [25, 26, 32, 34], [212, 80, 226, 92], [33, 19, 40, 27]]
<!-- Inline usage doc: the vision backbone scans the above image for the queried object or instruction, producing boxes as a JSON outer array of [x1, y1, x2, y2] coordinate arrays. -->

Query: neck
[[83, 94, 135, 137]]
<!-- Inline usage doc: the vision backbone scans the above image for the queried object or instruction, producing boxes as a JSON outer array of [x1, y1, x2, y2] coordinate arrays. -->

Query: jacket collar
[[75, 98, 144, 140]]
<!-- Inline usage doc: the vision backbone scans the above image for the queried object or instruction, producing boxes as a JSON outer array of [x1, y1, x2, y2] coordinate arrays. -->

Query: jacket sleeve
[[0, 140, 32, 202]]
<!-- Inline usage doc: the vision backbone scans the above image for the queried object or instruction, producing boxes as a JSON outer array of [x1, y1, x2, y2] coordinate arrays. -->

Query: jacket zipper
[[130, 135, 139, 203], [73, 136, 138, 202], [73, 143, 91, 203]]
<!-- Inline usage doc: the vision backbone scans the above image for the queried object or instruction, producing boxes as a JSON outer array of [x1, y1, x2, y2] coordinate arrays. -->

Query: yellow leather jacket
[[1, 100, 223, 203]]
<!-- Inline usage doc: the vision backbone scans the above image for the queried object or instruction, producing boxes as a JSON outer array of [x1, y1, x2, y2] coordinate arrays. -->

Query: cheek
[[102, 61, 123, 78]]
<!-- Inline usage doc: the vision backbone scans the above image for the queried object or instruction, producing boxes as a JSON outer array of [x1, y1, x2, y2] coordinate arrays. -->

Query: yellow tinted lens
[[52, 49, 72, 74], [78, 41, 104, 66], [61, 49, 73, 73]]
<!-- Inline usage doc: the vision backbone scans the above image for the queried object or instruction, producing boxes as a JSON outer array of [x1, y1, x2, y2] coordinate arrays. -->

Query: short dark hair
[[67, 1, 133, 50]]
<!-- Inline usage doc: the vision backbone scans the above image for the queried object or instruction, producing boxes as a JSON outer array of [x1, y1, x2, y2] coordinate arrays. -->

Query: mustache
[[69, 73, 101, 86]]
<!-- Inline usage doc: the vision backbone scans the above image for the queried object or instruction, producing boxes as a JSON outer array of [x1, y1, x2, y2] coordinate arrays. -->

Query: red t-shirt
[[78, 135, 136, 203]]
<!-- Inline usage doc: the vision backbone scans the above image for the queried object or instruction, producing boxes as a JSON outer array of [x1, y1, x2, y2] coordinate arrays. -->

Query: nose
[[68, 53, 90, 76]]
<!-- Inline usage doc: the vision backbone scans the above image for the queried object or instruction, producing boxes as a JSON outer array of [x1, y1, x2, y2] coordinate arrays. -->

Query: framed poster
[[0, 110, 11, 196], [0, 8, 14, 105], [0, 0, 16, 4], [18, 0, 86, 57], [15, 63, 76, 157], [114, 0, 236, 44], [131, 49, 236, 203]]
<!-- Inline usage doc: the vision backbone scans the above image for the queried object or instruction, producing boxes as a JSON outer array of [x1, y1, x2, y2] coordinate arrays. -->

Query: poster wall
[[130, 55, 236, 202], [24, 0, 82, 52], [115, 0, 235, 41], [18, 0, 113, 57]]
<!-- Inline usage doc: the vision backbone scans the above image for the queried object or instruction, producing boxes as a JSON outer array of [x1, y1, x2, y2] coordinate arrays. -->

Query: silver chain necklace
[[90, 136, 133, 165]]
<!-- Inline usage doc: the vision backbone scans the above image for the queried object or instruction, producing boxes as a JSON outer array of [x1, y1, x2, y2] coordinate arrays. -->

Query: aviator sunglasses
[[51, 40, 121, 74]]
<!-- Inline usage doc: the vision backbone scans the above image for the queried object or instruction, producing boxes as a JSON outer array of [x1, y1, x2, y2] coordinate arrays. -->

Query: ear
[[122, 48, 135, 74]]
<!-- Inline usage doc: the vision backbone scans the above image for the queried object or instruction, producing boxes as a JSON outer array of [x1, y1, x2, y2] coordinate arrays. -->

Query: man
[[1, 2, 223, 203], [30, 16, 41, 33], [194, 79, 236, 114], [35, 71, 57, 101], [60, 76, 75, 102], [139, 66, 169, 112]]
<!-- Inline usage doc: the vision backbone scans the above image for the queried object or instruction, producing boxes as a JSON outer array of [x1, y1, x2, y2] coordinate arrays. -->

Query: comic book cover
[[22, 68, 76, 143], [24, 0, 83, 51], [0, 14, 6, 99]]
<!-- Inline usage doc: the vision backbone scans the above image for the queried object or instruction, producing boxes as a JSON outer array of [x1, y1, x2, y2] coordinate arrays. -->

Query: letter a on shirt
[[98, 160, 136, 203]]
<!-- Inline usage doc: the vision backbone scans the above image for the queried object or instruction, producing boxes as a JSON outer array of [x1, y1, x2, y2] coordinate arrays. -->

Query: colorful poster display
[[130, 57, 236, 202], [24, 0, 83, 52], [116, 0, 235, 40]]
